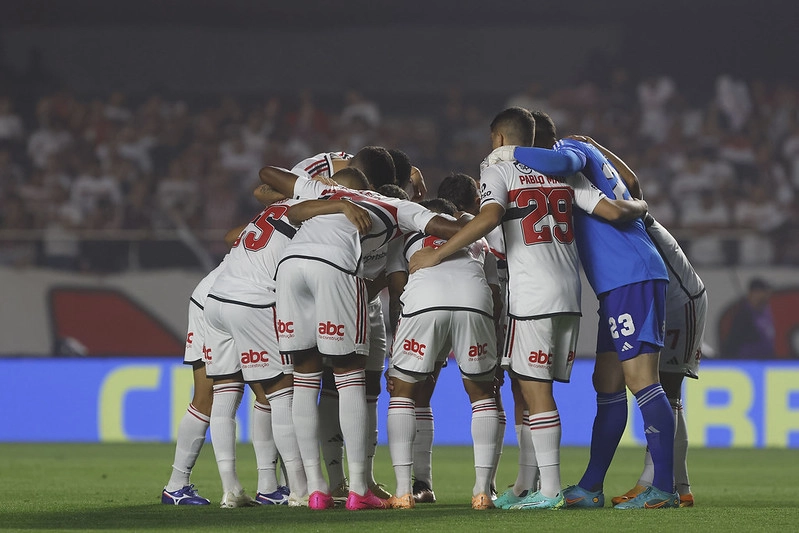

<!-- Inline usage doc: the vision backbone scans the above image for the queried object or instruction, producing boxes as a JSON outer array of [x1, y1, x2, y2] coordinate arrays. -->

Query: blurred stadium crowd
[[2, 68, 799, 271]]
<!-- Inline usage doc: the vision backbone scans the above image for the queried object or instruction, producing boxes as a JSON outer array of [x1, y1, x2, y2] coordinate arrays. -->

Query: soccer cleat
[[308, 490, 335, 510], [490, 484, 498, 500], [611, 484, 647, 506], [220, 490, 257, 508], [562, 484, 605, 508], [161, 484, 210, 505], [679, 493, 694, 507], [493, 488, 528, 509], [345, 490, 388, 510], [386, 493, 415, 509], [471, 493, 495, 510], [509, 491, 565, 510], [412, 480, 436, 503], [368, 482, 393, 500], [287, 493, 309, 507], [614, 486, 679, 509], [255, 486, 290, 505], [331, 479, 350, 502]]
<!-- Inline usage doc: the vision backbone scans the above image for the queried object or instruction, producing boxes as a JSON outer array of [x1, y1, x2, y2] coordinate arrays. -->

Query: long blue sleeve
[[512, 146, 586, 175]]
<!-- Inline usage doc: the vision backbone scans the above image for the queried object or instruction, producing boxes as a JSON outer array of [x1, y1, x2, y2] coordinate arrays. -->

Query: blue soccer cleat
[[562, 484, 605, 508], [614, 486, 679, 509], [508, 490, 564, 510], [161, 484, 211, 505], [256, 486, 290, 505], [494, 488, 528, 509]]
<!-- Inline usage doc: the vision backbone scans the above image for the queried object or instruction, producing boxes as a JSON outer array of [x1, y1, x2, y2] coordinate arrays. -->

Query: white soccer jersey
[[290, 151, 352, 180], [399, 217, 494, 315], [645, 217, 706, 308], [480, 160, 605, 318], [208, 199, 301, 305], [279, 177, 437, 277]]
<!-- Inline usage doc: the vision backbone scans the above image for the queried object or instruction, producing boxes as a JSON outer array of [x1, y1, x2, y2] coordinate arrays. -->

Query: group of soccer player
[[160, 105, 707, 511]]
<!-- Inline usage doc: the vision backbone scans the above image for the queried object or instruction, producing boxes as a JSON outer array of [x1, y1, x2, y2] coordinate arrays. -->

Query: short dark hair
[[437, 172, 479, 213], [419, 198, 457, 216], [377, 183, 410, 200], [490, 107, 535, 147], [387, 148, 412, 189], [349, 146, 396, 189], [749, 278, 771, 292], [331, 167, 370, 190], [531, 110, 557, 149]]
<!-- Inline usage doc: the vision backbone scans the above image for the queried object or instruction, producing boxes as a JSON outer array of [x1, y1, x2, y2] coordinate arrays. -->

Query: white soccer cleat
[[220, 490, 257, 508]]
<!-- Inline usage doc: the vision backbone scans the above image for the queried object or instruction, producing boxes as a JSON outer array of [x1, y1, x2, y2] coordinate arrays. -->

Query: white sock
[[335, 369, 369, 496], [471, 398, 499, 497], [638, 448, 655, 487], [387, 396, 416, 497], [413, 406, 434, 487], [672, 399, 691, 495], [166, 403, 209, 492], [514, 410, 538, 496], [266, 387, 307, 497], [252, 401, 278, 495], [210, 383, 244, 495], [318, 390, 346, 489], [491, 409, 506, 490], [529, 410, 561, 498], [366, 394, 379, 486], [292, 372, 328, 494]]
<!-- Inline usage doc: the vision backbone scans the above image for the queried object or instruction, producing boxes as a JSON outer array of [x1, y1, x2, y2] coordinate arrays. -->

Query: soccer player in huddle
[[577, 135, 706, 507], [492, 118, 677, 509], [258, 164, 463, 510], [410, 107, 649, 510], [385, 197, 500, 510]]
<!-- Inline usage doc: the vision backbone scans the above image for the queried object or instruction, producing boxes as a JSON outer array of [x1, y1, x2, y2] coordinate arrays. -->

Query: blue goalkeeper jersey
[[513, 139, 667, 296]]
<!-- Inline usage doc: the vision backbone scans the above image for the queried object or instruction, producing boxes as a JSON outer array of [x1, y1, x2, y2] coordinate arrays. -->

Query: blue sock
[[635, 383, 675, 493], [579, 391, 627, 492]]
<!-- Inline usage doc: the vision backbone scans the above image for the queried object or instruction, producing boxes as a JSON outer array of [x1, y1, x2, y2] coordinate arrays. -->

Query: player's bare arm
[[409, 166, 427, 201], [224, 224, 248, 248], [569, 135, 643, 199], [410, 203, 504, 274], [592, 197, 649, 222], [258, 166, 300, 198], [253, 183, 287, 206], [287, 199, 373, 234]]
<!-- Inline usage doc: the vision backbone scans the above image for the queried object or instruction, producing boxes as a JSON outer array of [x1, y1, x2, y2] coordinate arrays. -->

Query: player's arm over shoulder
[[567, 172, 647, 222]]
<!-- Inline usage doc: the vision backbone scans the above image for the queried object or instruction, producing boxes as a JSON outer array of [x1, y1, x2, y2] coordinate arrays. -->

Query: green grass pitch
[[1, 444, 798, 532]]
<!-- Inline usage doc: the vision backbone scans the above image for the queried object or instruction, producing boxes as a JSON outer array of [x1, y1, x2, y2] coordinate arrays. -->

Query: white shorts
[[503, 315, 579, 383], [659, 292, 707, 378], [184, 297, 207, 365], [366, 296, 387, 372], [276, 258, 369, 357], [203, 295, 291, 381], [389, 308, 496, 383]]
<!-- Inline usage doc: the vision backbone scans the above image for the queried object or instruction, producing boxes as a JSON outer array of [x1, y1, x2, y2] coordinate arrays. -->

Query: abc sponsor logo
[[318, 321, 345, 340], [241, 349, 270, 366], [402, 338, 426, 359], [277, 320, 294, 337], [528, 350, 552, 366], [469, 343, 489, 359], [185, 332, 194, 347], [202, 344, 212, 363]]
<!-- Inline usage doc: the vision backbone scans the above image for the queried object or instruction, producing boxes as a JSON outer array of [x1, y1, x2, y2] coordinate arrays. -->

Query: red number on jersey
[[515, 187, 574, 245], [232, 205, 290, 252]]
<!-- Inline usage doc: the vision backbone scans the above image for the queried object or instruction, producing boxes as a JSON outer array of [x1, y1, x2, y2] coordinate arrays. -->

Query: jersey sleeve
[[479, 164, 509, 210], [292, 176, 329, 200], [512, 145, 586, 176], [396, 200, 438, 235], [564, 172, 606, 214]]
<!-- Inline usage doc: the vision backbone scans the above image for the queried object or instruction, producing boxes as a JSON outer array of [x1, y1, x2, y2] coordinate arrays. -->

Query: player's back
[[481, 160, 584, 319], [401, 221, 493, 314], [645, 217, 705, 308], [213, 199, 300, 302], [555, 139, 668, 295], [282, 179, 435, 278]]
